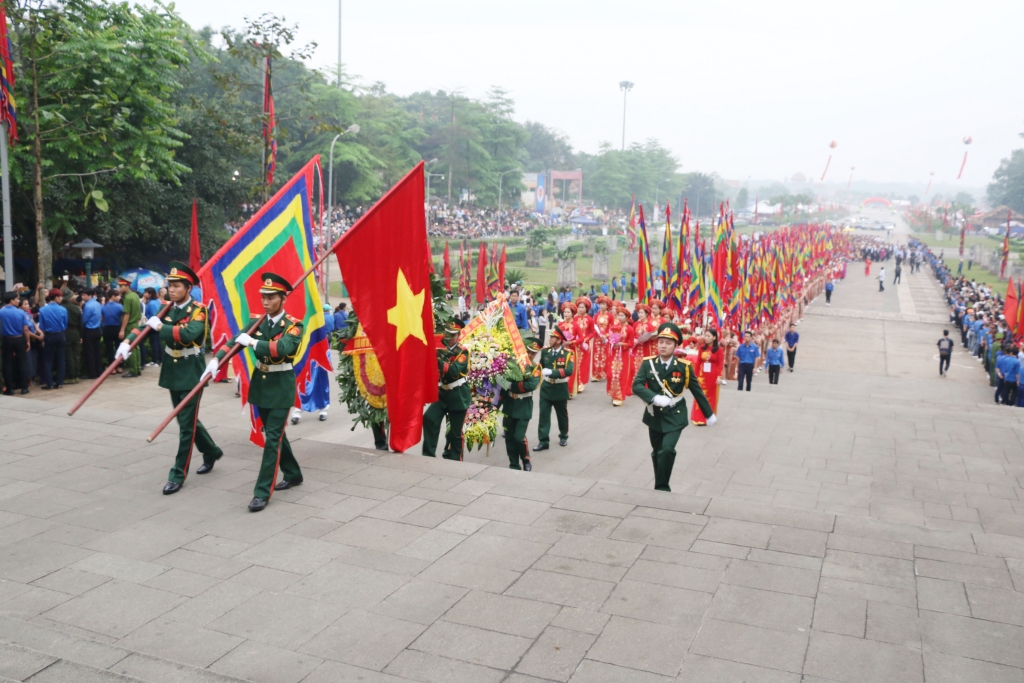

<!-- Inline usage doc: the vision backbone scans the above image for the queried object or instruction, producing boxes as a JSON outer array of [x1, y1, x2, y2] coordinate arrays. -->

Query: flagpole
[[0, 122, 10, 289]]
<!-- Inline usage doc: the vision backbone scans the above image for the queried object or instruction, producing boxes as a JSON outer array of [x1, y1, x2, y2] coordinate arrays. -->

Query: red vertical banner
[[475, 241, 488, 304], [498, 245, 507, 291], [442, 242, 451, 291]]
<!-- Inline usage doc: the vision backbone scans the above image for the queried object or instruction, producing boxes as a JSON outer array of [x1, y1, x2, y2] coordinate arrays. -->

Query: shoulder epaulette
[[286, 314, 302, 324], [678, 358, 692, 365], [642, 354, 658, 360]]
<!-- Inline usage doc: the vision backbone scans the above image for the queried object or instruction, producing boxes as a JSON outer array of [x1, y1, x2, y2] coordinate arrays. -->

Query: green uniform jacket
[[217, 314, 304, 409], [126, 299, 208, 391], [499, 365, 542, 419], [632, 355, 714, 432], [122, 291, 142, 330], [539, 346, 574, 401], [62, 300, 82, 340], [436, 343, 471, 411]]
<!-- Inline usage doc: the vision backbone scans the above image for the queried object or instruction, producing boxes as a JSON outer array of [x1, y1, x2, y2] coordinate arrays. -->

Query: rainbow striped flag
[[200, 157, 331, 445], [0, 8, 16, 144]]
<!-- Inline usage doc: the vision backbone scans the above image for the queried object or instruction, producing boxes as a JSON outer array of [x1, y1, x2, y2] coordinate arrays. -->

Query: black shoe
[[2, 391, 12, 396], [248, 497, 267, 512], [523, 458, 532, 472], [375, 444, 389, 451], [123, 372, 139, 379], [41, 385, 51, 391], [559, 438, 568, 447], [533, 443, 549, 452], [274, 479, 302, 491], [163, 481, 182, 495], [196, 463, 214, 475]]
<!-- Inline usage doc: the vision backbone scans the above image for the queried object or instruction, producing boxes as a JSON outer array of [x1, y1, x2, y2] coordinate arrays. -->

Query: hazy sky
[[169, 0, 1023, 191]]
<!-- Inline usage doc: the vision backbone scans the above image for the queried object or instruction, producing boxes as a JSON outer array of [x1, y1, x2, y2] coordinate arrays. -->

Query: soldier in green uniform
[[61, 286, 83, 384], [498, 336, 543, 470], [632, 322, 717, 491], [117, 277, 143, 378], [422, 318, 471, 460], [205, 272, 304, 512], [118, 262, 223, 494], [534, 325, 574, 451]]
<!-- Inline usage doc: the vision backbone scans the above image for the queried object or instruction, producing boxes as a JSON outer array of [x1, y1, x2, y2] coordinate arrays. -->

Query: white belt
[[509, 390, 534, 399], [164, 346, 201, 358], [439, 378, 467, 390], [545, 377, 568, 384], [258, 362, 293, 373]]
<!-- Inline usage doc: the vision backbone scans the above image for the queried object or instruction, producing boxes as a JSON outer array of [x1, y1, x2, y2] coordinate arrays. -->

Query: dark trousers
[[422, 402, 466, 460], [787, 349, 797, 369], [64, 331, 81, 381], [255, 406, 301, 500], [538, 324, 547, 347], [371, 422, 388, 450], [939, 355, 950, 375], [996, 380, 1005, 404], [894, 272, 901, 284], [150, 334, 162, 366], [1, 335, 28, 392], [102, 325, 120, 365], [737, 363, 753, 391], [648, 427, 682, 491], [768, 365, 781, 384], [1004, 382, 1018, 407], [504, 415, 531, 469], [83, 328, 102, 379], [168, 388, 222, 485], [825, 290, 832, 303], [629, 284, 636, 299], [42, 331, 66, 388], [537, 396, 569, 445], [879, 280, 884, 291]]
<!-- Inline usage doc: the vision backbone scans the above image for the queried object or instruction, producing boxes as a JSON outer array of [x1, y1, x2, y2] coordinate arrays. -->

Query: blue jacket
[[101, 301, 124, 327], [38, 302, 68, 332], [512, 302, 529, 330], [736, 343, 760, 365], [82, 299, 102, 329], [766, 347, 785, 366], [322, 312, 335, 334], [0, 304, 27, 337], [333, 311, 348, 331]]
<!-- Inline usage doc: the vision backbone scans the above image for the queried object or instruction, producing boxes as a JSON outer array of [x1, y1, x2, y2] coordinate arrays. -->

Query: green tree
[[988, 147, 1024, 214], [12, 0, 196, 283], [736, 188, 749, 210], [522, 121, 574, 171]]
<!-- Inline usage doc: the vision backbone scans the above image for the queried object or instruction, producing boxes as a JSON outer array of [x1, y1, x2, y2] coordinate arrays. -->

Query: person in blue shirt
[[333, 302, 348, 332], [142, 287, 164, 368], [735, 331, 760, 391], [101, 290, 124, 370], [996, 345, 1018, 405], [1, 291, 31, 394], [600, 282, 609, 299], [961, 311, 972, 348], [322, 303, 335, 335], [38, 288, 69, 389], [784, 324, 800, 372], [825, 279, 834, 306], [510, 290, 529, 333], [80, 288, 103, 379], [765, 338, 785, 385]]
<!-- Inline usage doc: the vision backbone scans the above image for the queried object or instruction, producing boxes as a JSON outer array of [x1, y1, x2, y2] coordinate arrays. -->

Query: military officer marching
[[632, 322, 716, 492], [422, 318, 471, 460], [534, 325, 574, 451], [118, 261, 223, 494], [203, 272, 305, 512], [498, 336, 543, 470]]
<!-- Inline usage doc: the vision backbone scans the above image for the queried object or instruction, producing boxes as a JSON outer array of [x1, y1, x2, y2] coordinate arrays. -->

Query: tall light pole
[[325, 123, 360, 302], [336, 0, 342, 87], [424, 158, 439, 226], [619, 81, 634, 151], [497, 168, 520, 233]]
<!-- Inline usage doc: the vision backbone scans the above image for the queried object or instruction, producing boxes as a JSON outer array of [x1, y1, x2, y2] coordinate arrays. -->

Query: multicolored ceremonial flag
[[626, 195, 637, 250], [200, 158, 331, 445], [637, 205, 653, 303], [1001, 210, 1011, 280], [0, 8, 16, 145]]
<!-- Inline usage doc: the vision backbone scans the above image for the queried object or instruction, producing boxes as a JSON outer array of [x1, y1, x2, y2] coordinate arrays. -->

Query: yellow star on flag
[[387, 269, 427, 349]]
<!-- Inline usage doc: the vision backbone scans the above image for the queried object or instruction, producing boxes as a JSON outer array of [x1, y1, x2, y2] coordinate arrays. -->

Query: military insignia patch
[[192, 311, 205, 322], [288, 327, 301, 336]]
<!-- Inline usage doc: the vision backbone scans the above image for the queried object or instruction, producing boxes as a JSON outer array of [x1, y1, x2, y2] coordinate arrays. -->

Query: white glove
[[114, 342, 132, 361], [200, 358, 219, 382], [542, 368, 553, 377], [146, 316, 163, 332], [706, 414, 717, 426], [652, 395, 671, 407], [582, 342, 589, 351], [235, 333, 256, 348]]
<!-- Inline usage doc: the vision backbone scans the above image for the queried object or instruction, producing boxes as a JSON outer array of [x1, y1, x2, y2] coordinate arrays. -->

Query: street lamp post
[[618, 81, 634, 151], [424, 158, 439, 229], [71, 239, 103, 288], [326, 123, 360, 303], [497, 168, 520, 234]]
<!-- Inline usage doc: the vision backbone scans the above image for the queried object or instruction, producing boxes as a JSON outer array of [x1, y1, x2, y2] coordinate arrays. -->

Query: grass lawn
[[939, 258, 1014, 290]]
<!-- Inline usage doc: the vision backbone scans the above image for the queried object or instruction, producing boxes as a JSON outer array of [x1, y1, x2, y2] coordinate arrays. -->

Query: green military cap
[[259, 272, 292, 294], [522, 336, 541, 353], [166, 261, 199, 286], [657, 322, 683, 344], [443, 317, 466, 334]]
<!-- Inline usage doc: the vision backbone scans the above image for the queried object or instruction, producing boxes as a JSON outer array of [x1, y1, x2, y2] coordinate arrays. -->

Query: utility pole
[[618, 81, 634, 151]]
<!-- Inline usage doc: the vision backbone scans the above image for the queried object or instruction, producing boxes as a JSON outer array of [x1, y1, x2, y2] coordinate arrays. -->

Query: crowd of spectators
[[427, 204, 544, 239], [915, 237, 1023, 406]]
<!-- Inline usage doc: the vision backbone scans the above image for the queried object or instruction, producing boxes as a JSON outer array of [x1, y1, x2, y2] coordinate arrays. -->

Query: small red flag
[[443, 242, 451, 291], [332, 162, 438, 452], [189, 198, 201, 272], [498, 245, 507, 291], [1004, 277, 1018, 333], [475, 241, 488, 304]]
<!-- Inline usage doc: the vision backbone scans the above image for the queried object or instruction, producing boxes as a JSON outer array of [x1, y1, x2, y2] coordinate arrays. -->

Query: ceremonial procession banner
[[333, 162, 439, 452], [200, 157, 331, 445]]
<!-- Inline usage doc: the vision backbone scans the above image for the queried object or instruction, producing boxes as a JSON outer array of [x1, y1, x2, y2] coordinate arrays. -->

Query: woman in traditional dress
[[606, 305, 636, 406], [557, 302, 581, 396], [574, 297, 594, 390], [633, 303, 658, 363], [591, 296, 613, 382], [691, 327, 724, 425], [649, 299, 667, 327]]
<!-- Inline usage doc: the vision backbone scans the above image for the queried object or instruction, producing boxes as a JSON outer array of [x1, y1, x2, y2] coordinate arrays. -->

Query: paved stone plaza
[[3, 236, 1024, 682]]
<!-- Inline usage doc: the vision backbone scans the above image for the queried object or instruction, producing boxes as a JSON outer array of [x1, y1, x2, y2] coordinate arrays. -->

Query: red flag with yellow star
[[333, 162, 439, 451]]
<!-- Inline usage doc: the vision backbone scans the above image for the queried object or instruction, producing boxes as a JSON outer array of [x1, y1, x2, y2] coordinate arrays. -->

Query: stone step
[[0, 616, 251, 683]]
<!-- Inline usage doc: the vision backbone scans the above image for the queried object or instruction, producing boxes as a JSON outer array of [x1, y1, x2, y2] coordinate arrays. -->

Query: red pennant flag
[[332, 162, 439, 452], [443, 242, 451, 291], [189, 198, 201, 272], [1005, 277, 1018, 333], [475, 242, 488, 304], [498, 245, 507, 291]]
